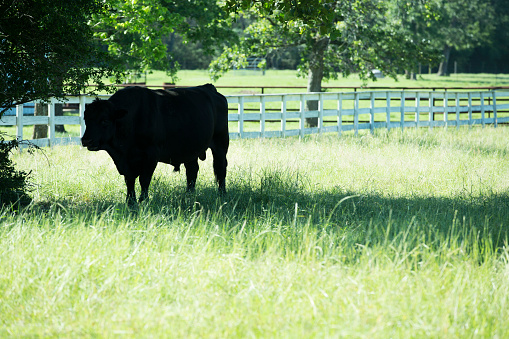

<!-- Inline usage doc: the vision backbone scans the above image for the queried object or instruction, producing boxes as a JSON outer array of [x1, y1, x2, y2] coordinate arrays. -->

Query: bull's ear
[[112, 109, 128, 120]]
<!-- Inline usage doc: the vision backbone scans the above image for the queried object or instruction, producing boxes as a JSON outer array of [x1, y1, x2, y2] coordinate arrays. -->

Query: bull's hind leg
[[125, 175, 137, 204], [211, 135, 229, 193], [139, 161, 157, 202], [184, 159, 199, 192]]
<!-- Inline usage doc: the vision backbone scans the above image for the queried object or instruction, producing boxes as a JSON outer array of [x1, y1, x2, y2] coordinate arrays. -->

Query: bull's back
[[109, 85, 226, 164]]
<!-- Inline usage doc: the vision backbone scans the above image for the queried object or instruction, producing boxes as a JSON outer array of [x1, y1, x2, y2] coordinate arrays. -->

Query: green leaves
[[209, 46, 249, 81], [217, 0, 441, 84], [0, 0, 121, 113], [430, 0, 495, 50], [0, 133, 39, 207], [90, 0, 237, 81], [91, 0, 182, 74]]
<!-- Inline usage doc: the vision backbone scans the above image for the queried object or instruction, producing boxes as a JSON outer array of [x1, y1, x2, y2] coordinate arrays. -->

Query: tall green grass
[[1, 127, 509, 337]]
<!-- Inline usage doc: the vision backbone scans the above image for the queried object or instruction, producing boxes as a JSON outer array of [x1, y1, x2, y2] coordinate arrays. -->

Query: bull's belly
[[158, 146, 208, 166], [150, 129, 214, 165]]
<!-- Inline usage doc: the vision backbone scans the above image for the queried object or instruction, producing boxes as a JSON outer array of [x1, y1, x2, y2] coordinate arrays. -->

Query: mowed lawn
[[1, 127, 509, 337]]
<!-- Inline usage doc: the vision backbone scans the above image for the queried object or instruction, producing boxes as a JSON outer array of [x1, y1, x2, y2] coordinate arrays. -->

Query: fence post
[[386, 91, 391, 131], [428, 92, 434, 130], [319, 93, 324, 135], [238, 96, 245, 139], [468, 92, 473, 128], [16, 104, 24, 142], [354, 92, 359, 136], [79, 95, 86, 138], [337, 93, 343, 137], [455, 92, 460, 130], [493, 90, 498, 128], [300, 94, 305, 139], [415, 92, 421, 128], [488, 96, 491, 119], [48, 99, 55, 147], [260, 96, 266, 138], [443, 92, 449, 129], [370, 92, 375, 134], [400, 92, 405, 132], [281, 97, 287, 138], [480, 92, 485, 128]]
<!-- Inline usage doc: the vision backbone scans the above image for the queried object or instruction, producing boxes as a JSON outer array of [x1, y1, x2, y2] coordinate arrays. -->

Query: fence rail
[[1, 90, 509, 148], [226, 90, 509, 139]]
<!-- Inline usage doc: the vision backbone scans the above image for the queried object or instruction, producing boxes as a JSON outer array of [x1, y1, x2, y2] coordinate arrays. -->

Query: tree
[[0, 133, 37, 207], [429, 0, 495, 76], [91, 0, 237, 82], [466, 0, 509, 73], [386, 0, 439, 80], [0, 0, 122, 205], [0, 0, 121, 116], [217, 0, 440, 126]]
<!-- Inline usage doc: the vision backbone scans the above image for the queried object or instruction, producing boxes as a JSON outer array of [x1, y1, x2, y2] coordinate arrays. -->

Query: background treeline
[[168, 1, 509, 75], [446, 0, 509, 74], [171, 37, 509, 74], [169, 37, 301, 71]]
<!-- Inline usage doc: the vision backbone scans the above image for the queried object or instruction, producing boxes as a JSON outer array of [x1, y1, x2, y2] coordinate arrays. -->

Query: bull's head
[[81, 99, 127, 151]]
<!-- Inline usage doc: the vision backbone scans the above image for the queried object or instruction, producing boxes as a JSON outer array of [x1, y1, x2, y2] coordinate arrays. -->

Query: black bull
[[81, 84, 229, 203]]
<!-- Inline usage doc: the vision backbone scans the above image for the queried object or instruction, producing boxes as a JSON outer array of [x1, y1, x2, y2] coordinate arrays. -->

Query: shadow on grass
[[20, 167, 509, 252]]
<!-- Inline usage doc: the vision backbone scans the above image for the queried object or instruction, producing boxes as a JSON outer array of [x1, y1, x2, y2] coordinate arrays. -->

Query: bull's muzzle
[[81, 137, 100, 151]]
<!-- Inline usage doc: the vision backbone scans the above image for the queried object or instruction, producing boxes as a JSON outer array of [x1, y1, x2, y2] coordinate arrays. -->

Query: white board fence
[[1, 90, 509, 148]]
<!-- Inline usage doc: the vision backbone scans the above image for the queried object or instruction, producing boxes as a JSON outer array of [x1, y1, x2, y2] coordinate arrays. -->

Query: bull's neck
[[103, 145, 127, 176]]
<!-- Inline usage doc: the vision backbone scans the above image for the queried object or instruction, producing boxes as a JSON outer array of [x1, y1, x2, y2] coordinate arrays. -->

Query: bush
[[0, 132, 37, 207]]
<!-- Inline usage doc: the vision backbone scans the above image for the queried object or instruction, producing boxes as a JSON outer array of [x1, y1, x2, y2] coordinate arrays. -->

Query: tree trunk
[[437, 44, 451, 76], [32, 103, 48, 139], [404, 70, 416, 80], [306, 37, 329, 127], [55, 103, 66, 133]]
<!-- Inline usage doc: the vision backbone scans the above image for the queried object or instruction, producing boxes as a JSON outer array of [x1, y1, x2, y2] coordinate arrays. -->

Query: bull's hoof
[[126, 197, 138, 206], [138, 193, 149, 203]]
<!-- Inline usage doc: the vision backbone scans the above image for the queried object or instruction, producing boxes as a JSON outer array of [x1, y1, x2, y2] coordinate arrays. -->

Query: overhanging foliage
[[0, 0, 122, 116], [0, 132, 39, 207]]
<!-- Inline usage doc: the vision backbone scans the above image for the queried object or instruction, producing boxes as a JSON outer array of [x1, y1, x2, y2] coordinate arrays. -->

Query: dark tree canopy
[[0, 0, 121, 116], [216, 0, 440, 82], [91, 0, 237, 82]]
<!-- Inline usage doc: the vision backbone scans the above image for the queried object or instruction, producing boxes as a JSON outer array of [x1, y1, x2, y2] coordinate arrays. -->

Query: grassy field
[[150, 70, 509, 95], [1, 126, 509, 337]]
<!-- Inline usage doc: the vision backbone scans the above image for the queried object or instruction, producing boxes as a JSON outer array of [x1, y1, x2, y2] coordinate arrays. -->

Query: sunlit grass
[[1, 127, 509, 337], [147, 70, 509, 94]]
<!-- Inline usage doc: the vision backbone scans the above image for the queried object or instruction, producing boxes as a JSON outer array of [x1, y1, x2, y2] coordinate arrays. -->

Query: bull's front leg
[[124, 175, 137, 204], [184, 159, 199, 192]]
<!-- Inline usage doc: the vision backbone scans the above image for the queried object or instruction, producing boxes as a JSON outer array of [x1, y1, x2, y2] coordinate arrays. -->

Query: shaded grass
[[1, 127, 509, 337]]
